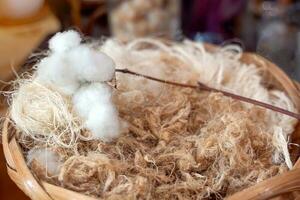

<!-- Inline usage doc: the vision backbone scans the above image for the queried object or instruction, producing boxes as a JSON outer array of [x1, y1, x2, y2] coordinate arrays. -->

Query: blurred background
[[0, 0, 300, 199]]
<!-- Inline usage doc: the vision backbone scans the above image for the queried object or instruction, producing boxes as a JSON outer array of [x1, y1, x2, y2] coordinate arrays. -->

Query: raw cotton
[[49, 30, 81, 53], [36, 30, 116, 95], [9, 37, 298, 199], [73, 83, 120, 141], [27, 148, 62, 177], [19, 30, 121, 142]]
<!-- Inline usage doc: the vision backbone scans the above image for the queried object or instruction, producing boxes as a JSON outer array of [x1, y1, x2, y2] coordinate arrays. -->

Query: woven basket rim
[[2, 50, 300, 200]]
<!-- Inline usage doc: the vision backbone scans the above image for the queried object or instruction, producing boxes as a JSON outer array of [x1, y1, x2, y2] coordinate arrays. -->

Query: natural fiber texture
[[9, 79, 83, 148], [8, 38, 298, 199], [101, 39, 298, 168]]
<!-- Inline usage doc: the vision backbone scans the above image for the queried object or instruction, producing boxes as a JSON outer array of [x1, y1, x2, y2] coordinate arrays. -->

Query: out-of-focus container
[[0, 0, 47, 26], [0, 0, 44, 19], [108, 0, 181, 41]]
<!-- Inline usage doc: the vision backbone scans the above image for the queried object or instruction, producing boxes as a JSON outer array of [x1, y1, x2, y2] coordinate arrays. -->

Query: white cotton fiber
[[73, 83, 112, 118], [67, 45, 116, 82], [49, 30, 81, 53], [36, 31, 116, 96], [27, 148, 62, 176], [33, 30, 121, 142], [36, 54, 80, 95], [73, 83, 120, 141], [85, 104, 120, 142]]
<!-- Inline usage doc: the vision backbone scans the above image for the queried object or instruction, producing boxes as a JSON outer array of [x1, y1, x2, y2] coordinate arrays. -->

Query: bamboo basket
[[2, 50, 300, 200]]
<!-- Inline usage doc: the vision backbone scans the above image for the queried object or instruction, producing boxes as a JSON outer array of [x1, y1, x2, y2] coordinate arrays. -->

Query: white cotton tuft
[[49, 30, 81, 53], [36, 54, 80, 95], [73, 83, 112, 118], [67, 45, 116, 82], [36, 31, 116, 96], [33, 30, 121, 142], [27, 148, 62, 176], [73, 83, 120, 141], [85, 104, 120, 142]]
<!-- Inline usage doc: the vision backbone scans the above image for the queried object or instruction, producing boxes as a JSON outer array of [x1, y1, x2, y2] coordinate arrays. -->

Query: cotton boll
[[73, 83, 112, 118], [90, 50, 115, 81], [36, 54, 80, 95], [67, 45, 115, 82], [85, 104, 120, 142], [73, 83, 120, 141], [49, 30, 81, 53], [37, 31, 115, 96], [27, 148, 62, 176]]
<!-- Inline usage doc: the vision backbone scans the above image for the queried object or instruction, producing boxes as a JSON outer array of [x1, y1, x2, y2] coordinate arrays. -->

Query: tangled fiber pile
[[9, 38, 298, 199]]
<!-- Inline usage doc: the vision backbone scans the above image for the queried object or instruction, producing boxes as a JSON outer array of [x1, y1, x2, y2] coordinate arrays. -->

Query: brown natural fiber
[[116, 68, 300, 120], [2, 44, 300, 200]]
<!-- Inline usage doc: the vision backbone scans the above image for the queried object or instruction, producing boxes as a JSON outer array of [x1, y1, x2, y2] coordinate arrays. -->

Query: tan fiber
[[101, 38, 298, 168], [10, 79, 82, 148], [24, 90, 289, 199], [8, 39, 299, 199]]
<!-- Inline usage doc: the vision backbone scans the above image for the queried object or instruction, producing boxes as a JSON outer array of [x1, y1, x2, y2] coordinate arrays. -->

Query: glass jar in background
[[109, 0, 181, 42]]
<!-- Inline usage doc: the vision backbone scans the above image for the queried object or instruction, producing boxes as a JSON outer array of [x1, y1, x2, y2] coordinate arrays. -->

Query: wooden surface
[[0, 6, 60, 199], [0, 6, 60, 82], [0, 146, 29, 200]]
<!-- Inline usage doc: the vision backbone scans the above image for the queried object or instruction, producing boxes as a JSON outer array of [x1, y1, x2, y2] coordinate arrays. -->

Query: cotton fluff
[[67, 45, 115, 82], [36, 54, 80, 95], [27, 148, 62, 176], [73, 83, 120, 142], [33, 30, 121, 142], [36, 30, 116, 95], [49, 30, 82, 53]]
